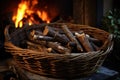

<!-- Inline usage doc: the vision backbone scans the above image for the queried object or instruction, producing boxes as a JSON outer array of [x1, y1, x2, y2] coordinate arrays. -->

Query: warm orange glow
[[19, 21, 23, 28], [12, 0, 51, 28], [12, 1, 28, 28], [37, 11, 50, 23]]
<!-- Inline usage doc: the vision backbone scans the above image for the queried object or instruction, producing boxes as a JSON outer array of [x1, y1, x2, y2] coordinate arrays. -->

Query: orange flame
[[12, 0, 50, 28]]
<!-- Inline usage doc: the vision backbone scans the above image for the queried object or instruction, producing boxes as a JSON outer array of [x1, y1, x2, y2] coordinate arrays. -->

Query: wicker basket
[[4, 23, 113, 79]]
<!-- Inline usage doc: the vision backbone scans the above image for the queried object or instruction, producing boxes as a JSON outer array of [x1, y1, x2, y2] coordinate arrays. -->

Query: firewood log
[[29, 39, 47, 46], [27, 40, 57, 53], [26, 41, 47, 53], [27, 37, 70, 54], [61, 25, 83, 52], [67, 42, 77, 47], [31, 30, 43, 35], [43, 26, 70, 45], [86, 34, 103, 47], [75, 32, 94, 52], [29, 30, 54, 41], [46, 48, 52, 53], [90, 41, 100, 51], [86, 34, 100, 43], [66, 42, 79, 53], [85, 34, 100, 51], [46, 48, 57, 53], [33, 35, 54, 41], [47, 42, 71, 54]]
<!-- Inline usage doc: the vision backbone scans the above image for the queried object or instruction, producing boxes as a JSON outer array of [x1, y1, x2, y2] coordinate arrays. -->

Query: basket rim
[[4, 23, 114, 60]]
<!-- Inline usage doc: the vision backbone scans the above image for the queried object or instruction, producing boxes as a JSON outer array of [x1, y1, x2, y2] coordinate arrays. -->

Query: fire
[[12, 0, 50, 28]]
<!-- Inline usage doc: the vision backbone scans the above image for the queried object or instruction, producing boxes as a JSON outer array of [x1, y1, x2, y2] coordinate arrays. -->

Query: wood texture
[[61, 25, 83, 52]]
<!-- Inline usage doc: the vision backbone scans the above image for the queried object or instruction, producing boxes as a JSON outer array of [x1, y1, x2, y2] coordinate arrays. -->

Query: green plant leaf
[[111, 19, 115, 26], [102, 9, 120, 37], [107, 16, 113, 19]]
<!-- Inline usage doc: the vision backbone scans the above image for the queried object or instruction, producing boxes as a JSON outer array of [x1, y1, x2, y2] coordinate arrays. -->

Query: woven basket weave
[[4, 23, 113, 79]]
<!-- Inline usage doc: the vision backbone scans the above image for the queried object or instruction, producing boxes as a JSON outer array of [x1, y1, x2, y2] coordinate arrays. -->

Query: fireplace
[[0, 0, 103, 59], [0, 0, 101, 27], [0, 0, 108, 58], [0, 0, 118, 79]]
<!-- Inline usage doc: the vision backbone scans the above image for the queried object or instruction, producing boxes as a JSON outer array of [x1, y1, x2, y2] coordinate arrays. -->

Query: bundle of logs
[[25, 25, 102, 54]]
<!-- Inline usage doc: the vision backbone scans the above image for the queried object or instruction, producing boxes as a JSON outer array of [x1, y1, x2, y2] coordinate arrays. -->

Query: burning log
[[75, 32, 94, 52], [61, 25, 83, 52], [43, 26, 70, 45]]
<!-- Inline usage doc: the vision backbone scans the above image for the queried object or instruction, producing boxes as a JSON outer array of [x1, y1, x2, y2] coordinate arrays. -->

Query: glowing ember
[[12, 0, 50, 28]]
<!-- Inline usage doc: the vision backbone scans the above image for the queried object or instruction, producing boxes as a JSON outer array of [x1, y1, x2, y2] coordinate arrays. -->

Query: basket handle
[[100, 34, 114, 54], [4, 25, 11, 41]]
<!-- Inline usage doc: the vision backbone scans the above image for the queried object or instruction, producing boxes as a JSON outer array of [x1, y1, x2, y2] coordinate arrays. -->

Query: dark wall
[[0, 0, 20, 15], [73, 0, 98, 26], [0, 0, 73, 16], [113, 0, 120, 9], [0, 0, 20, 59]]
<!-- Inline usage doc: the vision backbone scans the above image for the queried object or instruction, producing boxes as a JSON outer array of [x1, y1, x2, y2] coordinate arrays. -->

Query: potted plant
[[102, 9, 120, 72]]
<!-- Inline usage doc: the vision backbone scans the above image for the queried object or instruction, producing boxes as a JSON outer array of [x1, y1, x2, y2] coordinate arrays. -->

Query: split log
[[90, 41, 100, 51], [26, 41, 48, 53], [47, 42, 71, 54], [67, 42, 78, 53], [67, 42, 77, 48], [33, 35, 54, 41], [75, 32, 94, 52], [46, 48, 53, 53], [67, 42, 77, 50], [43, 26, 70, 45], [86, 34, 100, 42], [31, 30, 43, 35], [61, 25, 83, 52], [27, 39, 70, 54], [85, 34, 100, 51], [29, 30, 54, 41], [46, 48, 57, 53], [29, 40, 47, 46], [29, 30, 42, 39], [27, 41, 57, 53], [86, 34, 103, 47]]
